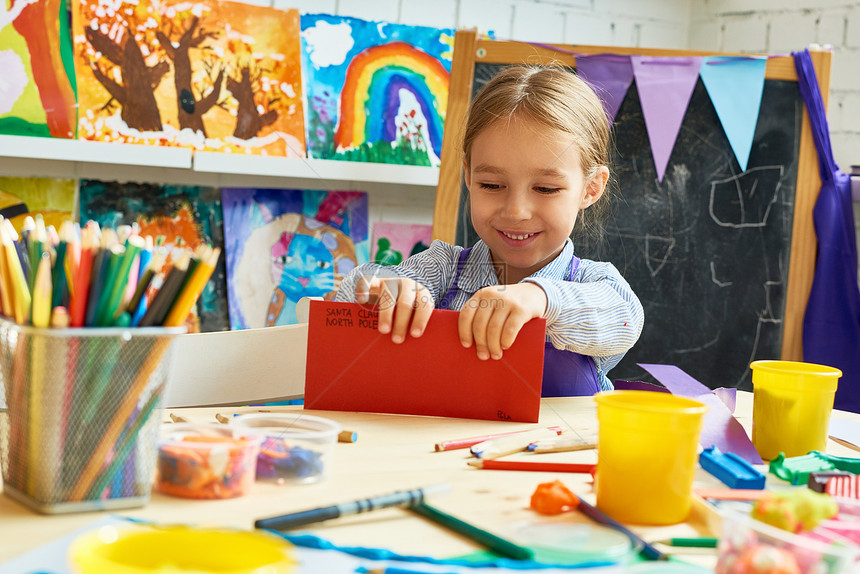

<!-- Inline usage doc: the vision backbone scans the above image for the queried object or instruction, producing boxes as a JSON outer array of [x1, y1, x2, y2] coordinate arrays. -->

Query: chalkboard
[[433, 32, 831, 390]]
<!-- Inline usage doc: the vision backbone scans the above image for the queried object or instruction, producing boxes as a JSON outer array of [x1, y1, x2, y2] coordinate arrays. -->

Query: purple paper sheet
[[713, 387, 737, 414], [614, 380, 671, 393], [638, 363, 762, 465]]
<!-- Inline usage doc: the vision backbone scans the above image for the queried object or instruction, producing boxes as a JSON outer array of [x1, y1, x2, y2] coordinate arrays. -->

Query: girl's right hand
[[355, 275, 434, 343]]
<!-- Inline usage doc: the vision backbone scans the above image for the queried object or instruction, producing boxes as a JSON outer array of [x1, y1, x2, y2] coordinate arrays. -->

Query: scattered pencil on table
[[254, 483, 451, 531], [434, 426, 563, 452], [467, 460, 596, 474], [409, 502, 534, 561], [470, 427, 562, 460], [653, 537, 719, 548], [338, 430, 358, 443], [526, 433, 597, 453]]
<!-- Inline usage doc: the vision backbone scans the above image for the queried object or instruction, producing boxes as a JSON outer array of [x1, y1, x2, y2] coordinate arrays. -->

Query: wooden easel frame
[[432, 29, 831, 363]]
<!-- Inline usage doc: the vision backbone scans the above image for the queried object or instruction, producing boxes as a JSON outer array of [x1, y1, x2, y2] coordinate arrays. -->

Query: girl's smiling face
[[465, 115, 608, 284]]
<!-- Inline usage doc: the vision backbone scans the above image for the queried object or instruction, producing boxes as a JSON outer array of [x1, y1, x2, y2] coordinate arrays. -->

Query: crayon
[[254, 484, 451, 530]]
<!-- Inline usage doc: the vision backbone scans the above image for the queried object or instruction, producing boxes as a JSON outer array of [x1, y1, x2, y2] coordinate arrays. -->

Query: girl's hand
[[355, 275, 434, 343], [459, 283, 547, 360]]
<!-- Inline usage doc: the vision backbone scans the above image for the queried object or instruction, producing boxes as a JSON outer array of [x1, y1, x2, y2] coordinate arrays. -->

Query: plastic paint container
[[155, 424, 261, 499], [750, 360, 841, 460], [232, 413, 340, 484], [69, 524, 296, 574], [594, 390, 707, 525]]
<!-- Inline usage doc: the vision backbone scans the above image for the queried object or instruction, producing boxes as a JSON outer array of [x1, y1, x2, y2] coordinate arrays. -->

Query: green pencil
[[409, 502, 534, 561], [655, 537, 719, 548]]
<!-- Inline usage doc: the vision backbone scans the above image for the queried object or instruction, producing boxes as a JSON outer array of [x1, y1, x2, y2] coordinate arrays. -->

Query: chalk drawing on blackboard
[[646, 236, 675, 277], [709, 166, 783, 228], [710, 261, 733, 287]]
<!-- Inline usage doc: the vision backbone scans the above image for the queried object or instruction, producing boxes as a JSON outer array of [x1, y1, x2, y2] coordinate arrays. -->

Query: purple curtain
[[794, 49, 860, 413]]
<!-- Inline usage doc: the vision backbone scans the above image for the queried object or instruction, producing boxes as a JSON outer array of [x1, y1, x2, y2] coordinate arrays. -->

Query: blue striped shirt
[[335, 239, 644, 391]]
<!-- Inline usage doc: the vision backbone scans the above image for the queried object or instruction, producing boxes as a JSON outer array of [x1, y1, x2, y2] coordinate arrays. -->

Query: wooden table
[[1, 393, 857, 567]]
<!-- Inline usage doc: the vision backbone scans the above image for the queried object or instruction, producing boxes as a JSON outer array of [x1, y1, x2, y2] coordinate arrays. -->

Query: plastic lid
[[510, 521, 638, 565]]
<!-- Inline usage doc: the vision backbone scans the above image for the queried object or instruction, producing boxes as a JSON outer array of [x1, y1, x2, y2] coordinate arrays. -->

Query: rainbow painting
[[301, 14, 453, 166]]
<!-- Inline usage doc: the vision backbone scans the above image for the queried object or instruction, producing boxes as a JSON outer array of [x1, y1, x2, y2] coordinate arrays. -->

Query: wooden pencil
[[467, 460, 596, 473], [435, 426, 564, 452], [138, 252, 190, 327]]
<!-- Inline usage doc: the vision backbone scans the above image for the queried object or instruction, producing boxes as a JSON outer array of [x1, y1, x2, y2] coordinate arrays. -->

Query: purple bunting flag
[[575, 54, 634, 125], [631, 56, 703, 182]]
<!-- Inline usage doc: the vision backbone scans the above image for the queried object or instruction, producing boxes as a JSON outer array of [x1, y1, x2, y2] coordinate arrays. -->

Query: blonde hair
[[462, 65, 614, 238]]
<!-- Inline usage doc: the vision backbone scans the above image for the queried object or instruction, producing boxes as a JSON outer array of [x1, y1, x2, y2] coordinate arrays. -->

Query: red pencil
[[68, 228, 96, 327], [434, 426, 564, 452], [468, 459, 596, 473]]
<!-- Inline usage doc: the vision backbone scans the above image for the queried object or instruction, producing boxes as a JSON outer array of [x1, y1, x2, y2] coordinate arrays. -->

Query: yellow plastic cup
[[594, 391, 707, 525], [750, 360, 841, 460], [69, 524, 296, 574]]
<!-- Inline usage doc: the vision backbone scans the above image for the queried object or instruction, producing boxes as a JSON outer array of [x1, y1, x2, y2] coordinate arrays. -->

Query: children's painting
[[72, 0, 305, 156], [371, 222, 431, 265], [0, 0, 77, 138], [79, 180, 228, 333], [301, 14, 453, 166], [0, 176, 76, 232], [222, 188, 368, 329]]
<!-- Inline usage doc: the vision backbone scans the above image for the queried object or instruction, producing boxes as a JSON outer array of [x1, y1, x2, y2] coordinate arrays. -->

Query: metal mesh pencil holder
[[0, 318, 185, 514]]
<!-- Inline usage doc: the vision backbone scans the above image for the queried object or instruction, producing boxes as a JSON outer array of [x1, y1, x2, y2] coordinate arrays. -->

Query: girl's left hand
[[459, 283, 547, 360]]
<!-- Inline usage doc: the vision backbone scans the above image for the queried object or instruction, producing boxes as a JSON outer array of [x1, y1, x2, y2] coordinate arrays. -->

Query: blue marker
[[254, 484, 451, 531]]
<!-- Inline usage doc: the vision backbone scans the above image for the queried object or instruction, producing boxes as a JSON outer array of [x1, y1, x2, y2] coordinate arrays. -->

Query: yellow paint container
[[751, 360, 841, 460], [69, 524, 296, 574], [594, 390, 707, 525]]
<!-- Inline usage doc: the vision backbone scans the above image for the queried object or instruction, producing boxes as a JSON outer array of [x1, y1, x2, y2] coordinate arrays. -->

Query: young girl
[[335, 66, 644, 396]]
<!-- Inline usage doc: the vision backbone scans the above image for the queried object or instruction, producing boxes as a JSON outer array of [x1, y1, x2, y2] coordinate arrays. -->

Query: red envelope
[[304, 301, 546, 422]]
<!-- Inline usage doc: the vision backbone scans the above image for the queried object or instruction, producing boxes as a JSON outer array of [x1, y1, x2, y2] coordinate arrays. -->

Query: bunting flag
[[631, 56, 702, 182], [575, 54, 634, 125], [699, 57, 767, 172]]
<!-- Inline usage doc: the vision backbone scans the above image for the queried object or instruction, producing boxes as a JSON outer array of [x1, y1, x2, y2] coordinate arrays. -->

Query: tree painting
[[155, 16, 223, 136], [73, 0, 305, 156]]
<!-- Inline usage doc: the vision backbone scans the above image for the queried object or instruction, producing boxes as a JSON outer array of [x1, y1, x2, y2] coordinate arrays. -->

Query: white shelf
[[192, 152, 439, 187], [0, 135, 439, 193], [0, 135, 192, 168]]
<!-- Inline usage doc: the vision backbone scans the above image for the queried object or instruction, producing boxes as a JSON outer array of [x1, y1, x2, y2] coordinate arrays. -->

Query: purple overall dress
[[438, 247, 601, 397]]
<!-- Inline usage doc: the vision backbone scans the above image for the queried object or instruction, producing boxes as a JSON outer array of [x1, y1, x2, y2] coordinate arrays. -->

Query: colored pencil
[[409, 502, 534, 561], [84, 248, 108, 327], [85, 386, 163, 500], [163, 247, 219, 327], [575, 496, 667, 561], [467, 460, 596, 473], [470, 427, 563, 459], [69, 338, 174, 501], [654, 537, 718, 548], [100, 235, 144, 326], [338, 430, 358, 443], [69, 227, 96, 327], [435, 426, 563, 452], [526, 433, 598, 453], [138, 252, 190, 327]]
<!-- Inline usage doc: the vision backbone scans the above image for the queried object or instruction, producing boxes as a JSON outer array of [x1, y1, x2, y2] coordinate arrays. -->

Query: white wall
[[689, 0, 859, 171]]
